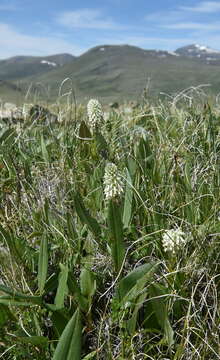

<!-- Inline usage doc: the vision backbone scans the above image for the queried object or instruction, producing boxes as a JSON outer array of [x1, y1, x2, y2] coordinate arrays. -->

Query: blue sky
[[0, 0, 220, 58]]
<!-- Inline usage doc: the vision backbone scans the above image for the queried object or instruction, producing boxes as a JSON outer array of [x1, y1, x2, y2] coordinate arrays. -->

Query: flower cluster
[[103, 163, 124, 200], [87, 99, 103, 130], [162, 228, 186, 255]]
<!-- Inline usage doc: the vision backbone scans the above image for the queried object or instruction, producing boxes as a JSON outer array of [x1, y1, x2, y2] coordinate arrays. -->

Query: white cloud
[[145, 10, 182, 23], [180, 1, 220, 13], [163, 22, 220, 31], [56, 8, 124, 30], [144, 1, 220, 45], [0, 23, 85, 58]]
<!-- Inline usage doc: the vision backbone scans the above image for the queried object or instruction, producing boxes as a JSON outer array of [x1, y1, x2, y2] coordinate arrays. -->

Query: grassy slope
[[0, 80, 24, 103], [18, 45, 220, 102], [0, 54, 75, 81]]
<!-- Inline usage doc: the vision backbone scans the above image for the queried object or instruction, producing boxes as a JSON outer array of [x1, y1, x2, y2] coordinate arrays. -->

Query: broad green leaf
[[52, 307, 82, 360], [54, 264, 69, 309], [126, 158, 137, 178], [149, 283, 174, 347], [51, 310, 70, 337], [127, 292, 146, 334], [117, 263, 157, 303], [79, 121, 92, 139], [73, 193, 101, 238], [108, 200, 125, 273], [44, 272, 59, 294], [38, 236, 48, 294], [94, 131, 108, 159], [80, 268, 96, 298], [123, 168, 133, 228], [68, 274, 88, 312]]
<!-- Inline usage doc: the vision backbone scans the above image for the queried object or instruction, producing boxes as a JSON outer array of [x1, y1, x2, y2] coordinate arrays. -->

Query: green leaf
[[0, 284, 22, 296], [0, 304, 10, 327], [68, 274, 88, 312], [0, 128, 16, 146], [0, 225, 35, 268], [127, 292, 146, 334], [116, 263, 158, 306], [80, 268, 96, 298], [0, 285, 42, 305], [17, 336, 48, 346], [0, 296, 40, 307], [94, 131, 108, 159], [54, 264, 69, 309], [51, 310, 70, 337], [41, 134, 49, 163], [38, 235, 48, 294], [149, 283, 174, 347], [73, 193, 101, 238], [108, 200, 125, 273], [52, 307, 82, 360], [123, 168, 133, 228], [79, 121, 92, 139], [82, 350, 98, 359]]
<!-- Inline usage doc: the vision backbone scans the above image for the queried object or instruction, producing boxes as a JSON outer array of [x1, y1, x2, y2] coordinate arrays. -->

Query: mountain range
[[1, 44, 220, 104]]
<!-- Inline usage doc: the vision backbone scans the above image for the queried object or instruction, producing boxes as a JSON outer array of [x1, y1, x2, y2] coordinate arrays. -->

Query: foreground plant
[[0, 96, 220, 359], [103, 162, 124, 201], [162, 227, 187, 255], [87, 98, 103, 131]]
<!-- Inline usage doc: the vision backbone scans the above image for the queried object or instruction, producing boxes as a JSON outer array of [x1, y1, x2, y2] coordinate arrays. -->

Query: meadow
[[0, 88, 220, 359]]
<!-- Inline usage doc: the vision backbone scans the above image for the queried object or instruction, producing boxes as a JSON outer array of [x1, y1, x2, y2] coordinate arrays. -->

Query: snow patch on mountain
[[168, 51, 179, 56], [194, 44, 220, 54], [41, 60, 57, 67]]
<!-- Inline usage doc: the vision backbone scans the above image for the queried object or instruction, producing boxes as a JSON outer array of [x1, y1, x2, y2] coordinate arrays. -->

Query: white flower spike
[[162, 228, 186, 255], [87, 99, 103, 130], [104, 163, 124, 200]]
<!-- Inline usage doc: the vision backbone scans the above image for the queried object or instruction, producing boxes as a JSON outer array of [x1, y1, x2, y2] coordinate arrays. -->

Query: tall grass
[[0, 92, 220, 359]]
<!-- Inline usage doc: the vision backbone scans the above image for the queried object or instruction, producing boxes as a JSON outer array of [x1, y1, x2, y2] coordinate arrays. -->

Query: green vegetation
[[0, 91, 220, 359]]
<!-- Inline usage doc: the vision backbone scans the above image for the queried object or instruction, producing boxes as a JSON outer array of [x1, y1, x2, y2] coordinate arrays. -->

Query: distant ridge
[[175, 44, 220, 64], [1, 44, 220, 103], [0, 53, 75, 81]]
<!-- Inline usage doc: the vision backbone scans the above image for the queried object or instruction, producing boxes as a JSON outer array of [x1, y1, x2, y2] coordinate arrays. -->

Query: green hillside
[[0, 53, 75, 81], [0, 80, 24, 103], [2, 44, 220, 103], [19, 45, 220, 102]]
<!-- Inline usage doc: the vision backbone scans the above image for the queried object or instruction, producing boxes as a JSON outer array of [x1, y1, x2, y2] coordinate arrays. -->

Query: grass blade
[[38, 235, 48, 295]]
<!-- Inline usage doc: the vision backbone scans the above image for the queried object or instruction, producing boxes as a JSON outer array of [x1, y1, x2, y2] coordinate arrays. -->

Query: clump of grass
[[0, 91, 220, 359]]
